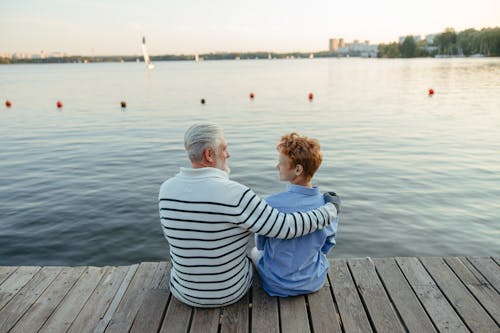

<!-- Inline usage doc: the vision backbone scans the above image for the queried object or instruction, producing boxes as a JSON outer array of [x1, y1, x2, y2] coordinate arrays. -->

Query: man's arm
[[321, 192, 341, 253], [159, 187, 339, 240], [235, 189, 338, 240], [321, 217, 339, 254]]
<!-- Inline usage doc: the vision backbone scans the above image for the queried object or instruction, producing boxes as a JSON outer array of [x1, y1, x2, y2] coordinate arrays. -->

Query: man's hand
[[323, 192, 341, 214]]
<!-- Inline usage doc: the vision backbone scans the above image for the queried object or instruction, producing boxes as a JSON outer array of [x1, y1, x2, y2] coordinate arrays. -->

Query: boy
[[251, 132, 340, 296]]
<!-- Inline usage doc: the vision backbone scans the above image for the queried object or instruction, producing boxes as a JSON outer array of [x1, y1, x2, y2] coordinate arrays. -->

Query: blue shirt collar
[[286, 183, 320, 196]]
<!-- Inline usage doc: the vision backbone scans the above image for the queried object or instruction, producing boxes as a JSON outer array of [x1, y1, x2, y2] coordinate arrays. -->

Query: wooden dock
[[0, 257, 498, 332]]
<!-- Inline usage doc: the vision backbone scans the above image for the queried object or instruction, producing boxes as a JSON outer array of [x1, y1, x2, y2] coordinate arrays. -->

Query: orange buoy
[[428, 88, 434, 96], [249, 92, 255, 99], [308, 92, 314, 101], [57, 100, 63, 108], [120, 101, 127, 108], [5, 100, 12, 107]]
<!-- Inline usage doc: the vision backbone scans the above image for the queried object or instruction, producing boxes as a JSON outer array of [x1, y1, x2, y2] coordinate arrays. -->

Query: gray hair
[[184, 123, 223, 162]]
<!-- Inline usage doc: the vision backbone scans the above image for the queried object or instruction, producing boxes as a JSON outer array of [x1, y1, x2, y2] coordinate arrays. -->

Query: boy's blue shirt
[[256, 184, 339, 297]]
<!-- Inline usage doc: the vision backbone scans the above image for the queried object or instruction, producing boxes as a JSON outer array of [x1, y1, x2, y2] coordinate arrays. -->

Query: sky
[[1, 0, 499, 55]]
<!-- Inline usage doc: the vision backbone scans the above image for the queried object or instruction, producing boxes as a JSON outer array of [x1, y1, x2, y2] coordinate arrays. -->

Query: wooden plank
[[373, 258, 437, 332], [130, 289, 171, 333], [251, 275, 279, 333], [396, 257, 468, 333], [0, 266, 62, 332], [189, 307, 220, 333], [0, 266, 17, 286], [220, 291, 249, 333], [150, 261, 170, 289], [159, 296, 193, 333], [446, 257, 500, 326], [279, 295, 310, 333], [103, 262, 160, 333], [39, 266, 108, 333], [0, 266, 40, 311], [67, 265, 131, 333], [420, 257, 498, 332], [467, 257, 500, 293], [348, 258, 404, 332], [10, 266, 85, 333], [130, 263, 172, 333], [446, 257, 500, 325], [330, 259, 372, 332], [157, 265, 172, 290], [307, 267, 341, 333]]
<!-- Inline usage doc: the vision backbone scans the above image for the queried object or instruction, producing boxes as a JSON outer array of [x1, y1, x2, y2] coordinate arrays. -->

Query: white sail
[[142, 36, 155, 69]]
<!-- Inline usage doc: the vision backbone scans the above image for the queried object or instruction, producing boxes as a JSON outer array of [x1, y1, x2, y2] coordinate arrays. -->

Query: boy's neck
[[291, 178, 312, 188]]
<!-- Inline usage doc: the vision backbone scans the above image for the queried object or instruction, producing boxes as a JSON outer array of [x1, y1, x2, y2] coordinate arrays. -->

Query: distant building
[[344, 40, 378, 57], [329, 37, 378, 57], [329, 38, 339, 52], [12, 53, 29, 60], [48, 52, 68, 58]]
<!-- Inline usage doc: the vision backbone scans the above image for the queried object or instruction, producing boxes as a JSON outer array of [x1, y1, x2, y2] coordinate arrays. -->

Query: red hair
[[277, 133, 322, 179]]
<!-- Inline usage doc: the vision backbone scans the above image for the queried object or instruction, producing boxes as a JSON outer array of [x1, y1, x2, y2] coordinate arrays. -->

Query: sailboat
[[142, 36, 155, 70]]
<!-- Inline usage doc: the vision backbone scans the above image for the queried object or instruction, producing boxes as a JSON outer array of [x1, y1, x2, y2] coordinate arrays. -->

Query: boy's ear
[[295, 164, 304, 176]]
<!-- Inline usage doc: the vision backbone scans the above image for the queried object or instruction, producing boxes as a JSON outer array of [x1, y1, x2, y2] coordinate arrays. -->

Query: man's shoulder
[[211, 175, 249, 190], [159, 174, 183, 191], [159, 173, 251, 198]]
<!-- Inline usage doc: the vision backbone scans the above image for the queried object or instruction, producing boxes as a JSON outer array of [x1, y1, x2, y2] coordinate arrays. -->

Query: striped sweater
[[159, 167, 337, 307]]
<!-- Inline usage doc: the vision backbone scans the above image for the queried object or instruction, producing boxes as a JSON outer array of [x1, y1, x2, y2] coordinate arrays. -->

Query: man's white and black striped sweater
[[159, 167, 337, 307]]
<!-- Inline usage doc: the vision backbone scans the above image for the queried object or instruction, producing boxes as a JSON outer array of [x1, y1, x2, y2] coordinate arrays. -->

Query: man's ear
[[204, 148, 215, 164], [295, 164, 304, 176]]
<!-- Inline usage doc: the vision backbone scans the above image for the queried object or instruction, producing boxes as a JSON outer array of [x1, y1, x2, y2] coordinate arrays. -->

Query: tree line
[[378, 27, 500, 58]]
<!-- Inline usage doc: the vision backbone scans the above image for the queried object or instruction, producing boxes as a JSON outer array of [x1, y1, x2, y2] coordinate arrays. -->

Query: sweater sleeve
[[233, 188, 337, 239], [321, 216, 339, 254]]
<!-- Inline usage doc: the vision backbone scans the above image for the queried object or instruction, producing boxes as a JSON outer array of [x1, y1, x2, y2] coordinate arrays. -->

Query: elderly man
[[159, 123, 340, 307]]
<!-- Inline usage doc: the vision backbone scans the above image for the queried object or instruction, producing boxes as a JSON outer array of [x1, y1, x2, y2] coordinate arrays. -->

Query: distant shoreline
[[2, 51, 370, 64], [0, 52, 494, 65], [3, 27, 498, 64]]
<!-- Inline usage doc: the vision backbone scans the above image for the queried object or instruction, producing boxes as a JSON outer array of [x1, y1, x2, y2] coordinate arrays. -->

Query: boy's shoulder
[[265, 191, 289, 207]]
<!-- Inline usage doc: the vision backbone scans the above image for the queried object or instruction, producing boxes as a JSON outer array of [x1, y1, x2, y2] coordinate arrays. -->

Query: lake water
[[1, 58, 499, 266]]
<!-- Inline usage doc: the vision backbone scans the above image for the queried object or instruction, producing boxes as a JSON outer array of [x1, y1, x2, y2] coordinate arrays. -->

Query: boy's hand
[[323, 192, 341, 214]]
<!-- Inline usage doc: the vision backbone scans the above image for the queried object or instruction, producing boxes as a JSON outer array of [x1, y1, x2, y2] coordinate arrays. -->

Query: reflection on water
[[1, 58, 499, 265]]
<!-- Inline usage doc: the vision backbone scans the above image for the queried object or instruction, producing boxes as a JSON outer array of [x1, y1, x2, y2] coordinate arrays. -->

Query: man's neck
[[191, 161, 215, 169]]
